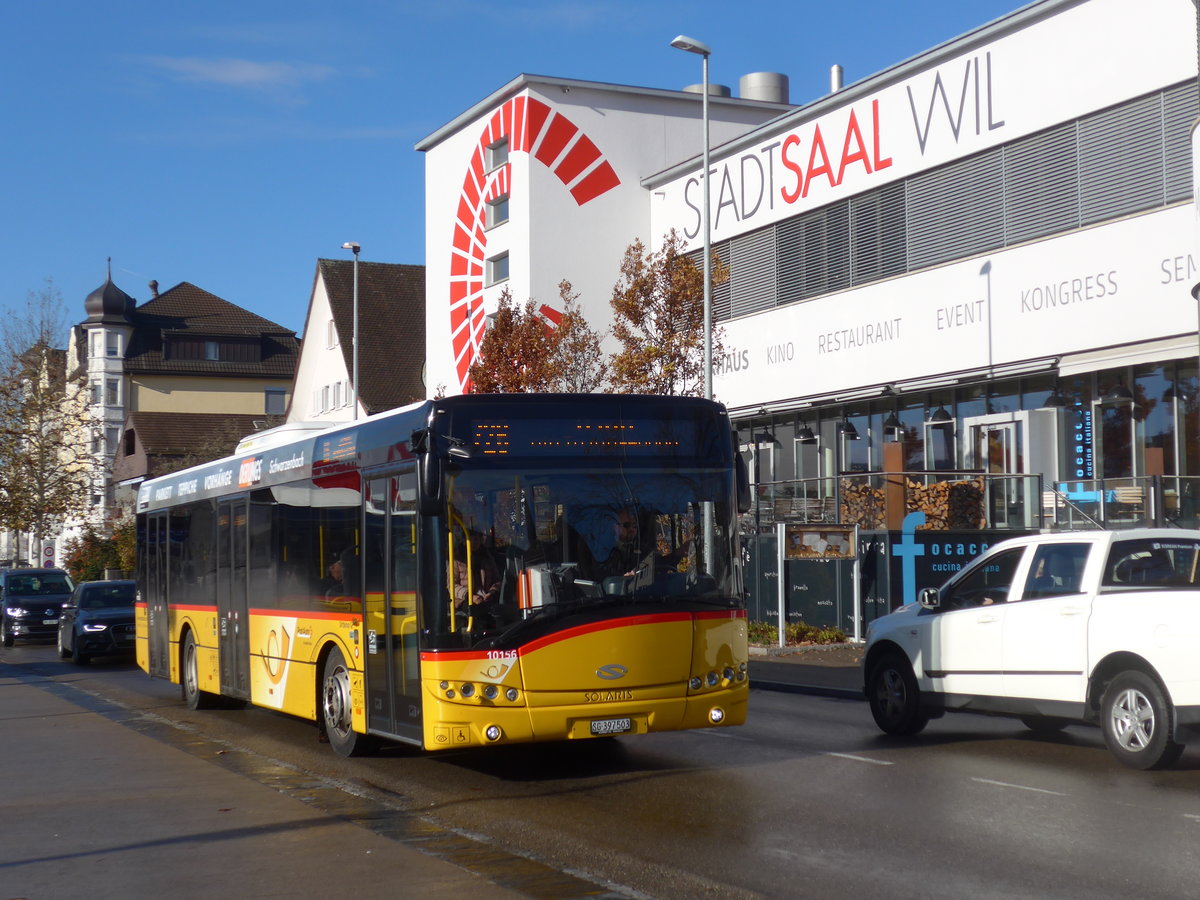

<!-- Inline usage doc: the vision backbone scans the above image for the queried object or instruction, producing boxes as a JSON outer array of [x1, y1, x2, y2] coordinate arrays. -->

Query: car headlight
[[5, 607, 27, 618], [82, 623, 108, 632]]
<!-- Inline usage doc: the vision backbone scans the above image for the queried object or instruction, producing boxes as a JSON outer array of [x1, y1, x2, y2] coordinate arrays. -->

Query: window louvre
[[730, 227, 777, 317], [1004, 121, 1079, 244], [907, 148, 1004, 269], [1078, 93, 1162, 224]]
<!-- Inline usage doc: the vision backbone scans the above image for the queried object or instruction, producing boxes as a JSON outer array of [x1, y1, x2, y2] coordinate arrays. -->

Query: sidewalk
[[749, 644, 865, 699], [0, 659, 591, 900]]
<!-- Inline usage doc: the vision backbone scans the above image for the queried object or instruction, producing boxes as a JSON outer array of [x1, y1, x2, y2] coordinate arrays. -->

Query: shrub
[[749, 620, 847, 646]]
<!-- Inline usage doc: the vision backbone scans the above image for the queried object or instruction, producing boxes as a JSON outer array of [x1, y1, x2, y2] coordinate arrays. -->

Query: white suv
[[863, 528, 1200, 769]]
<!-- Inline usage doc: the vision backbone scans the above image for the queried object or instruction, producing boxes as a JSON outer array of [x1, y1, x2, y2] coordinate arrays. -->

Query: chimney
[[149, 280, 159, 298]]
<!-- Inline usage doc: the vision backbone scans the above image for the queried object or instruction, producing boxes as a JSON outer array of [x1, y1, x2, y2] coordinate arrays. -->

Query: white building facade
[[420, 0, 1200, 541]]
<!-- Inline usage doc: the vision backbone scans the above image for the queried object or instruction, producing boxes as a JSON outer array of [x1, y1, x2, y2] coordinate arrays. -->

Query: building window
[[205, 340, 220, 361], [326, 320, 339, 349], [265, 389, 286, 416], [486, 195, 510, 228], [123, 429, 136, 457], [106, 333, 121, 357], [90, 381, 102, 405], [105, 379, 119, 405], [105, 426, 120, 456], [91, 431, 102, 454], [486, 137, 509, 171], [486, 252, 510, 286], [90, 332, 102, 357]]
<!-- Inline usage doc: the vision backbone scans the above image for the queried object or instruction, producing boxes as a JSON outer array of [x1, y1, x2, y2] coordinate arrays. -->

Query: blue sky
[[3, 0, 1022, 339]]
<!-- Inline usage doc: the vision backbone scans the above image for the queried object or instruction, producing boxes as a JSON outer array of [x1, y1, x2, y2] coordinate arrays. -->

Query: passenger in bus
[[320, 560, 344, 600]]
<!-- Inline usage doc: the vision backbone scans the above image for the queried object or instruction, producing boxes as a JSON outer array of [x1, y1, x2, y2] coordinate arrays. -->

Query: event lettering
[[936, 299, 985, 330], [1020, 271, 1118, 312], [907, 52, 1005, 154], [817, 317, 902, 354]]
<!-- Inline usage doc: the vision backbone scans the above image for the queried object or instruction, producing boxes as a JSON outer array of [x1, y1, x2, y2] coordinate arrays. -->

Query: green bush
[[748, 620, 847, 646]]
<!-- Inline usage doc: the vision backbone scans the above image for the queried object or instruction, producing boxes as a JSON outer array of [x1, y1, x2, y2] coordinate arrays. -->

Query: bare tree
[[0, 280, 99, 555], [609, 230, 728, 396]]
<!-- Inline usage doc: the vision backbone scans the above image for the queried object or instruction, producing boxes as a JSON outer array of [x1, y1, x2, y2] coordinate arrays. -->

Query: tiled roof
[[317, 259, 425, 414], [126, 411, 278, 456], [123, 281, 299, 378]]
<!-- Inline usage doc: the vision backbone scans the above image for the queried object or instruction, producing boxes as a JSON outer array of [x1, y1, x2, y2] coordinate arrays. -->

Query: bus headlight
[[482, 684, 498, 700], [706, 671, 719, 687], [484, 724, 503, 742], [505, 687, 519, 702], [723, 666, 735, 681], [709, 707, 726, 724], [689, 676, 702, 691], [460, 683, 475, 698]]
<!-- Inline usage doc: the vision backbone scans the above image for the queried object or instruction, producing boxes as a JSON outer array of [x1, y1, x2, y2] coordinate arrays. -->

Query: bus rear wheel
[[320, 646, 376, 757]]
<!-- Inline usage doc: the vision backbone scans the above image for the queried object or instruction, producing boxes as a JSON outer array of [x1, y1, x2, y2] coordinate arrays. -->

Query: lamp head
[[341, 241, 360, 254], [670, 34, 711, 56]]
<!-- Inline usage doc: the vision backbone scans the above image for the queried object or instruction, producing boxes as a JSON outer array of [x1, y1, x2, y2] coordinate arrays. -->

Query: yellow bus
[[135, 393, 750, 756]]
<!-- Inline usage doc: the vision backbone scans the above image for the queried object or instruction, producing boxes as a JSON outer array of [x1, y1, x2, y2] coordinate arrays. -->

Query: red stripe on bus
[[420, 611, 695, 661]]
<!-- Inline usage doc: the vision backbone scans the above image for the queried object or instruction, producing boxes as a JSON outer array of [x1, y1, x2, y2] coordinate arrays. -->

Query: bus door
[[216, 497, 250, 699], [362, 470, 421, 741], [144, 511, 170, 678]]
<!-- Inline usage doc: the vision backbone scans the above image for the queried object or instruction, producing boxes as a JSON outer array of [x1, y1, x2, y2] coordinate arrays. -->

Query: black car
[[1, 568, 75, 646], [57, 580, 137, 664]]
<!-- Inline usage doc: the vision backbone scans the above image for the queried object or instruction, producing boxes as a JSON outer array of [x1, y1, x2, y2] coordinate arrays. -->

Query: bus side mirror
[[735, 452, 752, 514], [413, 429, 444, 516]]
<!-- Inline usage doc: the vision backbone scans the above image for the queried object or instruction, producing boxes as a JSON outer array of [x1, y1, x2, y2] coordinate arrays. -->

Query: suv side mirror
[[918, 586, 941, 610]]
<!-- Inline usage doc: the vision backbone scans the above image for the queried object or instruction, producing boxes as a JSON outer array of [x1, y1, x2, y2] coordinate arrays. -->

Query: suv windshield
[[79, 585, 136, 609], [6, 573, 72, 596]]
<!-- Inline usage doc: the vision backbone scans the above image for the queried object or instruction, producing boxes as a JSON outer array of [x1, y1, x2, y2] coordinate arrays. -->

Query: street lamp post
[[341, 242, 360, 420], [671, 34, 713, 400]]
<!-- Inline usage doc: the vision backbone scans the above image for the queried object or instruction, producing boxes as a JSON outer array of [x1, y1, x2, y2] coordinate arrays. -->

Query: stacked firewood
[[906, 477, 985, 529], [839, 480, 886, 529]]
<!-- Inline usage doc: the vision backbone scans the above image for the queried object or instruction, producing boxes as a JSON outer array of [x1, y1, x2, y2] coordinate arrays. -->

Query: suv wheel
[[1, 619, 12, 648], [1101, 670, 1184, 770], [867, 652, 929, 736]]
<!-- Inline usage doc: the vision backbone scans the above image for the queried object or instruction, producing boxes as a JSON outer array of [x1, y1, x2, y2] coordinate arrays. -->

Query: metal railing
[[745, 472, 1200, 533], [745, 471, 1045, 533], [1044, 475, 1200, 530]]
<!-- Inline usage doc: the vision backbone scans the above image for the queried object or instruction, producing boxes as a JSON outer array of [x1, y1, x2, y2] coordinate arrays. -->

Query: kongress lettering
[[1020, 271, 1118, 312]]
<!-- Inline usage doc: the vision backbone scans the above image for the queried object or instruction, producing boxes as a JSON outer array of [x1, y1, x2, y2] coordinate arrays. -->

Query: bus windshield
[[436, 462, 740, 648]]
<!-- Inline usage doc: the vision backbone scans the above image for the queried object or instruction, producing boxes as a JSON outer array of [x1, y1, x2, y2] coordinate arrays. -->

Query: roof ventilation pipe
[[738, 72, 789, 104], [830, 64, 844, 93]]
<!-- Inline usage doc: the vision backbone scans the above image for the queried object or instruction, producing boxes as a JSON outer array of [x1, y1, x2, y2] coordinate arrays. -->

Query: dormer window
[[205, 340, 219, 361]]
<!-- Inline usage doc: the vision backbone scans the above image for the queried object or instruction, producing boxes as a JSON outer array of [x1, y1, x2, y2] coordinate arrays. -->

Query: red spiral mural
[[449, 96, 621, 391]]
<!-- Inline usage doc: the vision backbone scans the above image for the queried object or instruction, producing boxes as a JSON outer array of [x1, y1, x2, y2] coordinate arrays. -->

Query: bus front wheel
[[182, 631, 220, 710], [320, 646, 376, 757]]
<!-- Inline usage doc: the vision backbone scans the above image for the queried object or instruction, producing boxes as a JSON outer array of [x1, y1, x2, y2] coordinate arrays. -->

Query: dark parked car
[[57, 580, 137, 664], [1, 568, 75, 647]]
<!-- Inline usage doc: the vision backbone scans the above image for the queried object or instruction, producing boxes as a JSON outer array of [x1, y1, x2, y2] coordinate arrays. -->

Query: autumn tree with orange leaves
[[608, 230, 727, 397], [468, 281, 608, 393]]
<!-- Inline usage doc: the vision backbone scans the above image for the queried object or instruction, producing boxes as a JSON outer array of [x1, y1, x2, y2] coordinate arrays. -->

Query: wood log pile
[[839, 480, 886, 529], [838, 477, 986, 530], [906, 477, 985, 529]]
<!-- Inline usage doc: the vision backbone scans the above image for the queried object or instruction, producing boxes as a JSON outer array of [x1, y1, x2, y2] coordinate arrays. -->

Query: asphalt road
[[5, 642, 1200, 899]]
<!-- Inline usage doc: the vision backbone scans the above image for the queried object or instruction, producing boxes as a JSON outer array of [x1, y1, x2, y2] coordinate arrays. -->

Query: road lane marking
[[828, 752, 894, 766], [972, 777, 1065, 796]]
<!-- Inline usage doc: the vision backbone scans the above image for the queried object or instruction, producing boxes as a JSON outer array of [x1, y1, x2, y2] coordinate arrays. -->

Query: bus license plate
[[590, 717, 631, 736]]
